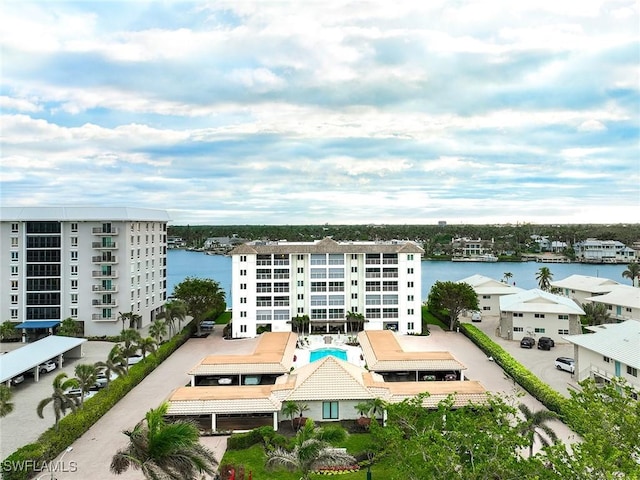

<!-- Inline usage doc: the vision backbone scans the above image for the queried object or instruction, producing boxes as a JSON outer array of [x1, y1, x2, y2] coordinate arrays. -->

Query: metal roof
[[550, 274, 620, 293], [565, 321, 640, 368], [458, 274, 524, 295], [499, 289, 585, 314], [0, 336, 86, 383], [585, 285, 640, 310], [14, 321, 60, 329]]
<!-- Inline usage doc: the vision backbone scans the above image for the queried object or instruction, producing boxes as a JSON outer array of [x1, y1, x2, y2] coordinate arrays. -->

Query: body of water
[[167, 250, 631, 309]]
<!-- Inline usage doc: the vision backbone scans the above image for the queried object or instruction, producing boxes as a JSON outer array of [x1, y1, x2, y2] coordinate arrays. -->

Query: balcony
[[92, 299, 118, 307], [92, 242, 117, 249], [92, 314, 116, 321], [92, 227, 119, 235], [92, 284, 118, 292], [92, 255, 118, 263], [92, 270, 119, 278]]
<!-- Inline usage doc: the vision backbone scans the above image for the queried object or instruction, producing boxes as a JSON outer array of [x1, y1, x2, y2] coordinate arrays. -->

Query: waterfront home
[[550, 274, 621, 306], [498, 289, 585, 344], [584, 285, 640, 323], [458, 274, 524, 314], [565, 321, 640, 397], [574, 238, 636, 264]]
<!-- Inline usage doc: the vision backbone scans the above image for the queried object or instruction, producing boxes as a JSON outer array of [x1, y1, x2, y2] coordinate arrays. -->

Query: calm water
[[167, 250, 630, 308]]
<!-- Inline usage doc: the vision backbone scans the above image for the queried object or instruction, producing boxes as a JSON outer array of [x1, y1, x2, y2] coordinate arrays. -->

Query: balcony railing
[[92, 271, 119, 278], [92, 299, 118, 306], [92, 255, 118, 263], [92, 227, 119, 235], [92, 242, 117, 249], [92, 285, 118, 292], [92, 314, 116, 321]]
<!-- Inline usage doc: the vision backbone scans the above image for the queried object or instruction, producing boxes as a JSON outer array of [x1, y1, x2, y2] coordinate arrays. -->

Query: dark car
[[537, 337, 555, 350], [520, 337, 535, 349]]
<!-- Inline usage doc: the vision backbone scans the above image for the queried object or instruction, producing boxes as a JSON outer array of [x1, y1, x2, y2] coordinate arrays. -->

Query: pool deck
[[293, 335, 365, 369]]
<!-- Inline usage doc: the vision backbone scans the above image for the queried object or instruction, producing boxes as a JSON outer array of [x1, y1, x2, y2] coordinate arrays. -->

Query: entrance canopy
[[14, 321, 60, 329], [0, 335, 86, 383]]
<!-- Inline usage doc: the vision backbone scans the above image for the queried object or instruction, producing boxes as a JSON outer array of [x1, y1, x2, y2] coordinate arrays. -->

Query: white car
[[38, 361, 57, 374], [471, 311, 482, 322], [555, 357, 575, 373], [126, 355, 143, 366]]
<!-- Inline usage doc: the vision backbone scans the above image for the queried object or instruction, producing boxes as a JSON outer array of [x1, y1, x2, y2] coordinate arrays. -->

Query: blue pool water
[[309, 348, 348, 362]]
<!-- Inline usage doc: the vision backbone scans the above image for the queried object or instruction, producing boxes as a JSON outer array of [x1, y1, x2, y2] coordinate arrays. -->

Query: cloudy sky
[[1, 1, 638, 225]]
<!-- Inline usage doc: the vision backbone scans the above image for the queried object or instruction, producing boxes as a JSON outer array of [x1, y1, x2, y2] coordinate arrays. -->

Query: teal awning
[[14, 321, 60, 329]]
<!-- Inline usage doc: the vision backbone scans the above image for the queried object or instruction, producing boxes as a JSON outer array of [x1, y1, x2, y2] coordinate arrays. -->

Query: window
[[407, 322, 414, 330], [627, 366, 638, 377], [297, 267, 304, 274], [407, 281, 414, 288], [240, 283, 247, 290], [240, 325, 247, 333], [513, 327, 523, 332], [482, 295, 491, 299], [240, 311, 247, 318], [408, 308, 414, 315], [351, 293, 357, 299], [11, 223, 18, 232], [10, 295, 18, 304], [11, 280, 18, 290], [69, 280, 76, 289], [71, 237, 78, 247], [11, 251, 18, 261], [351, 266, 357, 273], [322, 401, 339, 419], [11, 237, 18, 247], [10, 309, 18, 319], [240, 297, 247, 304], [407, 295, 414, 301], [514, 312, 523, 317], [240, 255, 247, 262], [71, 294, 78, 304], [558, 314, 568, 320], [407, 254, 414, 260], [483, 306, 491, 311], [534, 313, 545, 318], [298, 280, 304, 287], [603, 356, 610, 363], [11, 266, 18, 275], [534, 328, 545, 333], [557, 329, 569, 335], [240, 269, 247, 276], [407, 267, 414, 274], [70, 308, 77, 318], [71, 265, 78, 275]]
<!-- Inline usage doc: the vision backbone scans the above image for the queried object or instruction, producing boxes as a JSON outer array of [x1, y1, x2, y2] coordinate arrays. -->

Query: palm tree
[[581, 302, 612, 326], [110, 402, 218, 479], [518, 403, 559, 458], [266, 419, 356, 480], [74, 364, 98, 407], [138, 337, 157, 358], [37, 373, 79, 430], [503, 272, 513, 284], [95, 345, 126, 385], [156, 300, 187, 337], [148, 320, 167, 345], [0, 385, 14, 417], [622, 262, 640, 287], [282, 400, 300, 431], [535, 267, 553, 291], [120, 329, 142, 373]]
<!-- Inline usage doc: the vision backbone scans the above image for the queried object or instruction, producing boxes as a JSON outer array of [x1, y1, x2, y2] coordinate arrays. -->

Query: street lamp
[[36, 446, 73, 480]]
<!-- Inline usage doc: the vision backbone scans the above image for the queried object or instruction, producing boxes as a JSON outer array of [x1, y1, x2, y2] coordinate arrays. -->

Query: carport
[[14, 320, 60, 343], [0, 335, 86, 385]]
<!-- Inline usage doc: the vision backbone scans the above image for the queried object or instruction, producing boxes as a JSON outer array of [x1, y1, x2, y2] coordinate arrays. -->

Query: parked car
[[537, 337, 555, 350], [126, 355, 143, 366], [38, 361, 57, 374], [520, 337, 535, 349], [64, 388, 97, 401], [555, 357, 575, 373], [200, 320, 215, 331], [10, 374, 25, 386], [471, 311, 482, 322]]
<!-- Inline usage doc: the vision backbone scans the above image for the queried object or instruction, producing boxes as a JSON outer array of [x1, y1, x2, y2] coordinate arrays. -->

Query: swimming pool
[[309, 347, 348, 362]]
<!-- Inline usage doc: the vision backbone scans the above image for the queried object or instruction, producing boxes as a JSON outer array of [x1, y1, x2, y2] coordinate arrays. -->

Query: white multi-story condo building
[[0, 207, 170, 337], [574, 238, 636, 263], [229, 237, 424, 338]]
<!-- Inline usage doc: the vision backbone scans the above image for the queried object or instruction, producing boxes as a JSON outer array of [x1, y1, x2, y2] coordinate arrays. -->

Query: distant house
[[167, 236, 186, 248], [458, 275, 524, 314], [499, 289, 584, 343], [574, 238, 636, 264], [584, 285, 640, 323], [550, 274, 621, 306], [565, 321, 640, 397], [450, 237, 494, 258]]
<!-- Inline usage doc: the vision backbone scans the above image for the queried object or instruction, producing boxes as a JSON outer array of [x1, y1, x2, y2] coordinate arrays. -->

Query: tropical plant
[[622, 262, 640, 287], [74, 364, 98, 407], [503, 272, 513, 283], [266, 419, 356, 480], [291, 315, 310, 335], [156, 300, 187, 337], [110, 402, 218, 479], [118, 311, 142, 332], [518, 403, 559, 458], [0, 321, 18, 342], [120, 329, 142, 373], [36, 373, 79, 430], [581, 302, 612, 326], [138, 336, 157, 358], [536, 267, 553, 291], [172, 277, 226, 336], [427, 281, 479, 330], [0, 384, 14, 417], [148, 320, 167, 344], [345, 311, 366, 333], [282, 400, 300, 431], [95, 344, 126, 386], [57, 317, 81, 337]]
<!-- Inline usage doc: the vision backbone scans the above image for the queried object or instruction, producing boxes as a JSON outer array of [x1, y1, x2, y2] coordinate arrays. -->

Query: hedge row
[[460, 323, 570, 416], [1, 321, 197, 480]]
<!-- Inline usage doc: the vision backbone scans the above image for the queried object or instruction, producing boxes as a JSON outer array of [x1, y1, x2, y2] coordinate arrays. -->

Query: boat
[[451, 254, 498, 262]]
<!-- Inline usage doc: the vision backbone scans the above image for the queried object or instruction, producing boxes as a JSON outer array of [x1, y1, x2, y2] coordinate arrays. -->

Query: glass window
[[322, 401, 339, 419]]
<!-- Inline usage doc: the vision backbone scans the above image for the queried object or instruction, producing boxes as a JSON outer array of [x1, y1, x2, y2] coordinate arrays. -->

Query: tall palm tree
[[622, 262, 640, 287], [74, 364, 98, 407], [535, 267, 553, 291], [157, 300, 187, 337], [282, 400, 300, 431], [518, 403, 559, 458], [37, 373, 79, 430], [110, 402, 218, 479], [120, 329, 142, 374], [95, 345, 126, 385], [581, 302, 612, 326], [266, 419, 356, 480], [503, 272, 513, 284], [138, 337, 157, 358], [148, 320, 167, 345], [0, 385, 14, 417]]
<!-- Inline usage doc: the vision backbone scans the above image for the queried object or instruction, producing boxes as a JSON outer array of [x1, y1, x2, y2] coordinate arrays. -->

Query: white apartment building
[[584, 285, 640, 323], [550, 274, 621, 306], [458, 274, 523, 314], [229, 237, 424, 338], [574, 238, 636, 263], [0, 207, 170, 338]]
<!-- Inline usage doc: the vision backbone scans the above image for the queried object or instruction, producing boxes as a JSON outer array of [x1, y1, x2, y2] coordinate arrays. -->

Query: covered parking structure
[[13, 320, 61, 343], [0, 335, 86, 385]]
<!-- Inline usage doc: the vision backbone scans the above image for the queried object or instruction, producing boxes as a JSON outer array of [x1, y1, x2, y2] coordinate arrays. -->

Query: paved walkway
[[7, 324, 579, 479]]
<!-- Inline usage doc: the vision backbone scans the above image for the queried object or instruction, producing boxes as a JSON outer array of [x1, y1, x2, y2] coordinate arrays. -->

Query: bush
[[227, 429, 267, 451]]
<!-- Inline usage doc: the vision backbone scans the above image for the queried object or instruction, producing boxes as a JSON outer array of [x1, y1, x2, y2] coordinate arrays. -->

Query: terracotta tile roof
[[358, 330, 467, 372], [166, 386, 281, 414]]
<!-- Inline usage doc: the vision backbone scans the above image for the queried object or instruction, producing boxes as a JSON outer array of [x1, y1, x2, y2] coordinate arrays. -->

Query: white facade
[[458, 274, 524, 314], [229, 237, 424, 338], [550, 274, 621, 306], [498, 289, 585, 343], [565, 321, 640, 395], [584, 285, 640, 323], [0, 207, 170, 337], [574, 238, 636, 263]]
